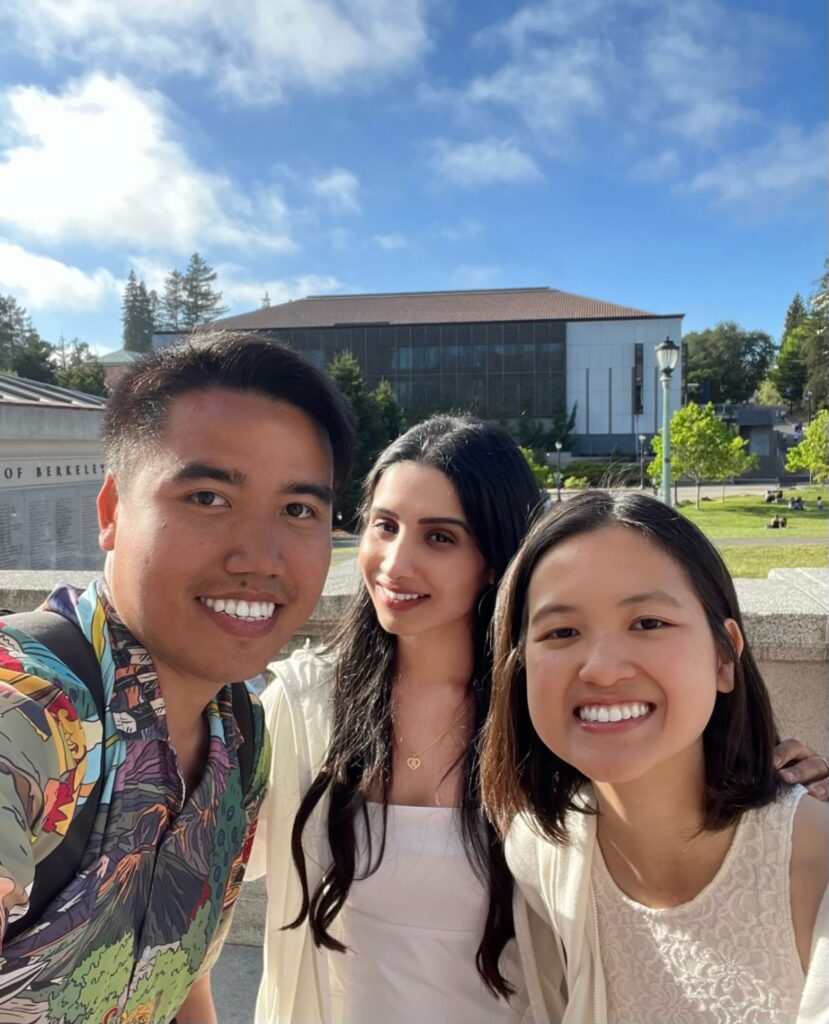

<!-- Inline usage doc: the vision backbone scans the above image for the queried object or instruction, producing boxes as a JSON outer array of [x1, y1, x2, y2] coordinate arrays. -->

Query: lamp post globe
[[655, 336, 679, 507]]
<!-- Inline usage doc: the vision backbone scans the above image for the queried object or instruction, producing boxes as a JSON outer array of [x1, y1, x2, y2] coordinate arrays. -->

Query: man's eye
[[189, 491, 228, 507], [286, 502, 315, 519]]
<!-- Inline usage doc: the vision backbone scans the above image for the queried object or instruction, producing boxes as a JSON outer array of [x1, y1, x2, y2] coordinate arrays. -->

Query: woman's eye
[[540, 626, 578, 641], [371, 519, 396, 534], [635, 618, 666, 630], [428, 531, 454, 545], [285, 502, 315, 519], [189, 491, 228, 508]]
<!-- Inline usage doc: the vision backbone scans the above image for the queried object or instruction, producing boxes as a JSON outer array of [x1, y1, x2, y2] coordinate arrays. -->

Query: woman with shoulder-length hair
[[246, 414, 545, 1024]]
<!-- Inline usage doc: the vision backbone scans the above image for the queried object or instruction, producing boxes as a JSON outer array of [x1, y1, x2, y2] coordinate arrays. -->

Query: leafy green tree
[[771, 327, 808, 409], [54, 337, 106, 395], [182, 252, 228, 328], [327, 352, 403, 527], [786, 408, 828, 483], [161, 268, 187, 331], [0, 293, 57, 381], [648, 402, 757, 508], [755, 377, 783, 406], [519, 446, 552, 487], [372, 377, 405, 443], [684, 322, 775, 405]]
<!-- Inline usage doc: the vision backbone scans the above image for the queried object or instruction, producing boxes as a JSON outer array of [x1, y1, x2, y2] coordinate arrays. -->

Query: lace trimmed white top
[[592, 786, 807, 1024], [328, 802, 522, 1024]]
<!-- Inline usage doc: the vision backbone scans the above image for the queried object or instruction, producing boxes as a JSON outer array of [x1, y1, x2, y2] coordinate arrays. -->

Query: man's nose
[[224, 521, 288, 577]]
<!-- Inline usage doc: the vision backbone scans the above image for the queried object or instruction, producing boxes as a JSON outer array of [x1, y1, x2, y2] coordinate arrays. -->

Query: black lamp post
[[655, 336, 680, 506], [555, 440, 563, 502]]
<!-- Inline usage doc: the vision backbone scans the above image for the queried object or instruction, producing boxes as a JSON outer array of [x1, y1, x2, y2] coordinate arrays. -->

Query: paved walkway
[[716, 535, 825, 546]]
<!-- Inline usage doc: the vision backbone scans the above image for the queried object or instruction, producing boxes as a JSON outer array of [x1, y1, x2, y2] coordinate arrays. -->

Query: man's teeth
[[380, 586, 426, 602], [200, 597, 276, 620], [578, 702, 652, 723]]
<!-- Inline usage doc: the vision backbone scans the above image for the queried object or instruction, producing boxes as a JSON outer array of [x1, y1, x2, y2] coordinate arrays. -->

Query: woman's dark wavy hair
[[289, 415, 543, 997], [481, 489, 783, 843]]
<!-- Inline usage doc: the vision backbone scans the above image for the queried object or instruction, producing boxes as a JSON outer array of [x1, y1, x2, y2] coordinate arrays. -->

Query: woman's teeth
[[379, 586, 426, 602], [200, 597, 275, 620], [578, 702, 652, 723]]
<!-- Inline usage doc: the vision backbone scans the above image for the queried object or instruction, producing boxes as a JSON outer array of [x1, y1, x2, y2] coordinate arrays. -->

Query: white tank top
[[328, 802, 522, 1024], [592, 786, 807, 1024]]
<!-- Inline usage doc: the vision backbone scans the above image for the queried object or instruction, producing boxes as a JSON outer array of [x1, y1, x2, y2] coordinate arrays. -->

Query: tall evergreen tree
[[182, 253, 228, 328], [54, 338, 106, 396], [783, 294, 808, 337], [0, 293, 56, 382], [161, 269, 186, 331], [122, 271, 156, 352]]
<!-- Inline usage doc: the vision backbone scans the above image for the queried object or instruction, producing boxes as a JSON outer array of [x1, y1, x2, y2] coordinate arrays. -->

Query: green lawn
[[679, 487, 829, 539], [719, 544, 828, 579]]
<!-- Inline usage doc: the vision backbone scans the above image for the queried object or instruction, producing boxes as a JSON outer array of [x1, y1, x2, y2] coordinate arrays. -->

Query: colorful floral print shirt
[[0, 579, 271, 1024]]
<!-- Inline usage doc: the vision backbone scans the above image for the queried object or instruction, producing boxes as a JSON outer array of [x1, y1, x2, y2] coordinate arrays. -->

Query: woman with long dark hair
[[247, 415, 543, 1023]]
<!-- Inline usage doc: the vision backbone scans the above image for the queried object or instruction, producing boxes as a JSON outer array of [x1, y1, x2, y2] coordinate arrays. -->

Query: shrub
[[564, 475, 590, 489]]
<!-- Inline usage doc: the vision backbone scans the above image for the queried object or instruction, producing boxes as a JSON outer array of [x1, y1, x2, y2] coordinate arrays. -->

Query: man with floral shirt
[[0, 334, 354, 1024]]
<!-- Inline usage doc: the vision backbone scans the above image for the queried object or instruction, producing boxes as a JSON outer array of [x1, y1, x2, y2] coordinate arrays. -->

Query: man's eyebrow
[[370, 506, 470, 532], [284, 482, 334, 505], [171, 462, 244, 485]]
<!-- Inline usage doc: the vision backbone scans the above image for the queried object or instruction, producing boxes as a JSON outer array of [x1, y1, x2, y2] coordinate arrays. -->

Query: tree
[[516, 403, 577, 461], [327, 351, 403, 527], [372, 377, 405, 443], [0, 293, 56, 382], [519, 446, 552, 487], [54, 337, 106, 396], [771, 327, 808, 409], [755, 377, 783, 406], [783, 293, 809, 336], [786, 408, 828, 483], [648, 402, 757, 508], [182, 252, 228, 328], [122, 270, 155, 352], [161, 269, 187, 331], [684, 322, 775, 405]]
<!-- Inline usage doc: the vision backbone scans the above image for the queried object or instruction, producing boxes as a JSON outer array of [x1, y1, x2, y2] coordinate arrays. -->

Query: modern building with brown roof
[[159, 286, 684, 455]]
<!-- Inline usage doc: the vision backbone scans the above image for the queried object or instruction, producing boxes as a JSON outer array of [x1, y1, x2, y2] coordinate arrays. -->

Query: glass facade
[[264, 320, 567, 421]]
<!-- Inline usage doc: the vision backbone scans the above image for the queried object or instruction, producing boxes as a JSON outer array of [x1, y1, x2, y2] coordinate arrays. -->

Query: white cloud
[[0, 239, 120, 310], [311, 169, 361, 213], [0, 74, 294, 253], [218, 271, 342, 311], [373, 232, 407, 250], [689, 124, 826, 204], [1, 0, 432, 105], [430, 138, 542, 186]]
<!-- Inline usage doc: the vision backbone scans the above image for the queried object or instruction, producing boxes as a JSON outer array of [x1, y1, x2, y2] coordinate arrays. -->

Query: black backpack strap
[[231, 681, 255, 798], [2, 611, 104, 943]]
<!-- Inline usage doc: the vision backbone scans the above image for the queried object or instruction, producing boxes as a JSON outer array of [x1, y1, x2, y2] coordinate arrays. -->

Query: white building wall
[[566, 317, 683, 437]]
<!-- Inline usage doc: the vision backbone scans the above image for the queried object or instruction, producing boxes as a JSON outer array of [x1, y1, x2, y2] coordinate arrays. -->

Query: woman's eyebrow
[[370, 506, 470, 532]]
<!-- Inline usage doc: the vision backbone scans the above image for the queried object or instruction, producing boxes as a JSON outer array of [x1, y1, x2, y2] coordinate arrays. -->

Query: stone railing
[[2, 563, 826, 947]]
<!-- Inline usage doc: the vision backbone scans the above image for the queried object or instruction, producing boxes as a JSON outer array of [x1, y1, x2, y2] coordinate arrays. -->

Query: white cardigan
[[246, 648, 549, 1024], [505, 794, 829, 1024]]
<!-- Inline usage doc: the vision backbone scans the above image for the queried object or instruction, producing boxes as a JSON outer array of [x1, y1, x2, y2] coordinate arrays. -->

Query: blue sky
[[0, 0, 824, 353]]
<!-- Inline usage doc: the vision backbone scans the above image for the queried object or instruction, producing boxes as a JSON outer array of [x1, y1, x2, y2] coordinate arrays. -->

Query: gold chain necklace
[[394, 701, 469, 771]]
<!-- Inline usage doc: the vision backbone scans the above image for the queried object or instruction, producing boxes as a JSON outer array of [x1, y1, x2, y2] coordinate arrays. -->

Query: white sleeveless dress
[[593, 786, 808, 1023], [328, 802, 523, 1024]]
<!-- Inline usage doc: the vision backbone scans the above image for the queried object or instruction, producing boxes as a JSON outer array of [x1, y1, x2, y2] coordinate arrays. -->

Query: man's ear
[[97, 472, 120, 552], [716, 618, 745, 694]]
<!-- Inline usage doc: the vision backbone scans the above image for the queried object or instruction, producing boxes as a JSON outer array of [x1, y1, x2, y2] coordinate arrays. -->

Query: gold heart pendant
[[406, 756, 422, 770]]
